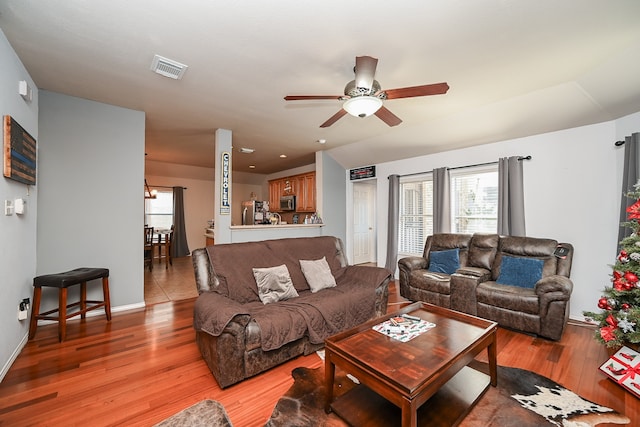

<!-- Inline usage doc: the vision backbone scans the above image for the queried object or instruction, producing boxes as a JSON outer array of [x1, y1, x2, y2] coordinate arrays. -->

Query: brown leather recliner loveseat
[[398, 233, 573, 340], [192, 236, 392, 388]]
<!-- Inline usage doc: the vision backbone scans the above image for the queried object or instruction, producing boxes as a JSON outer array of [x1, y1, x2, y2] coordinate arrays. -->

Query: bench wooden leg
[[59, 288, 67, 342], [28, 287, 42, 340], [80, 282, 87, 319], [102, 277, 112, 321]]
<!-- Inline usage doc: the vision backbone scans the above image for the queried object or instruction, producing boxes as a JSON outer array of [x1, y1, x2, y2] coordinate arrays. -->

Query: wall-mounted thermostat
[[15, 198, 25, 215]]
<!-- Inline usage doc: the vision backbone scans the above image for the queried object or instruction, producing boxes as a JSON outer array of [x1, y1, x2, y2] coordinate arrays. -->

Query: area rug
[[265, 361, 631, 427], [154, 399, 232, 427]]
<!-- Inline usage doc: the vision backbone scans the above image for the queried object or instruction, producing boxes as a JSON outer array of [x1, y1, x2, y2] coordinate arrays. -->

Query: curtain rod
[[395, 155, 532, 178], [147, 184, 187, 189]]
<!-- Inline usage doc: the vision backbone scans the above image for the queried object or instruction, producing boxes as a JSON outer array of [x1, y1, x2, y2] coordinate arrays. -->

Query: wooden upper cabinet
[[295, 173, 316, 212], [268, 172, 316, 213], [268, 179, 284, 212]]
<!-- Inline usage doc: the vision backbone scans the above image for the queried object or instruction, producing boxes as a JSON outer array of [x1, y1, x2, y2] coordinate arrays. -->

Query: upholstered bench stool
[[29, 268, 111, 342]]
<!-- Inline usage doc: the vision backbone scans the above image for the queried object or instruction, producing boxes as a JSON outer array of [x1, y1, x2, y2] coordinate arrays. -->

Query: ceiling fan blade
[[383, 82, 449, 100], [284, 95, 342, 101], [374, 106, 403, 127], [320, 109, 348, 128], [354, 56, 378, 90]]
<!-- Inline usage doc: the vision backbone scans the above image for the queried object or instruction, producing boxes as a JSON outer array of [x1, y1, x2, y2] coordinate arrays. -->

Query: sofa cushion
[[300, 256, 337, 293], [476, 281, 540, 314], [468, 234, 499, 270], [496, 255, 544, 289], [263, 237, 348, 293], [428, 248, 460, 274], [253, 264, 299, 304]]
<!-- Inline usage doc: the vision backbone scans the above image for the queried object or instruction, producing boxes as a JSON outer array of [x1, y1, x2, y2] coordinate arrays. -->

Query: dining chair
[[144, 226, 154, 272], [154, 225, 173, 269]]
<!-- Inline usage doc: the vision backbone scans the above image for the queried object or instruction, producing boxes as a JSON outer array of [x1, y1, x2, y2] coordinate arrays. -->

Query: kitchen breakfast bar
[[204, 223, 324, 245]]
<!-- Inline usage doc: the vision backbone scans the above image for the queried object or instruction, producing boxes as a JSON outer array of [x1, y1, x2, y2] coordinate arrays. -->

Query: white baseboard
[[0, 301, 147, 383], [0, 333, 28, 383]]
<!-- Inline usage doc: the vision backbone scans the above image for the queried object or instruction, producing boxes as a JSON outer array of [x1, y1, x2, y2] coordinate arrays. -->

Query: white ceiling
[[2, 0, 640, 174]]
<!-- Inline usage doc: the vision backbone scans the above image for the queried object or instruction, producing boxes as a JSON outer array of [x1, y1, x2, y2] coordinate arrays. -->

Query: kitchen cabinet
[[269, 179, 285, 212], [268, 172, 316, 213], [295, 173, 316, 213]]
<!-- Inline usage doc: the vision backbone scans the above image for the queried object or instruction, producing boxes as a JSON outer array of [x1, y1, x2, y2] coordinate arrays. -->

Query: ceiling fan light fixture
[[343, 96, 383, 118]]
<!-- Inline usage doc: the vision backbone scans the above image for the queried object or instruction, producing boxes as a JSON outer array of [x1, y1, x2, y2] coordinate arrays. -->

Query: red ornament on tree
[[624, 271, 639, 284], [622, 303, 631, 310]]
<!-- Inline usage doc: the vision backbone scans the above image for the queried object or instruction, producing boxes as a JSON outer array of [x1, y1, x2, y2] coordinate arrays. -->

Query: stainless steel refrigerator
[[241, 200, 269, 225]]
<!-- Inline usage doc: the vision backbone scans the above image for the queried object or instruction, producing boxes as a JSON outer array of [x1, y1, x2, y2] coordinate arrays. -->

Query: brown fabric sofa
[[192, 236, 391, 388], [398, 233, 573, 340]]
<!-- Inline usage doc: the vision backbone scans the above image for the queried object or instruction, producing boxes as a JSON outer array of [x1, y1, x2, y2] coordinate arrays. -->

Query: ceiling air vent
[[150, 55, 188, 80]]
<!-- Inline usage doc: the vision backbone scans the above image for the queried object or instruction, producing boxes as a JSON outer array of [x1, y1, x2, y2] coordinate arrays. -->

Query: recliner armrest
[[455, 266, 491, 279], [398, 256, 428, 272], [534, 275, 573, 297]]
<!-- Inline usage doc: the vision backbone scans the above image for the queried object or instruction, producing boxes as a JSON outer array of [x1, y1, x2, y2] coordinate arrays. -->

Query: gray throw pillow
[[252, 264, 299, 304], [299, 256, 337, 293]]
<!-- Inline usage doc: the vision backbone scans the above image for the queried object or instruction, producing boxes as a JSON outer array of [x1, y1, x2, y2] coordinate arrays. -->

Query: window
[[144, 190, 173, 230], [398, 166, 498, 256], [451, 167, 498, 234], [399, 175, 433, 256]]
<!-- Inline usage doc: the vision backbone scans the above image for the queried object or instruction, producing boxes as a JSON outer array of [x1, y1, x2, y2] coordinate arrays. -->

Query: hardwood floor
[[1, 277, 638, 426]]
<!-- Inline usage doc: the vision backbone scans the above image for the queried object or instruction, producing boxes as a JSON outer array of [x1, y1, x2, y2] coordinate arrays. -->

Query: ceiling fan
[[284, 56, 449, 128]]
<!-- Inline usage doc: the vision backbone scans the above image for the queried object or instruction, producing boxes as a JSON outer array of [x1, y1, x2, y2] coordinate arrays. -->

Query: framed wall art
[[3, 115, 36, 185]]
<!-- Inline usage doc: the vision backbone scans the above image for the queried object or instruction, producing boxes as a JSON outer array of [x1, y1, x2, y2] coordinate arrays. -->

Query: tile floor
[[144, 255, 199, 305]]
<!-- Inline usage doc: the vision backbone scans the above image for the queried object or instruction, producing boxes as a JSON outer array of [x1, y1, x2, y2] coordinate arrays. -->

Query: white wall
[[317, 151, 347, 247], [37, 91, 145, 311], [365, 113, 640, 321], [0, 28, 39, 380]]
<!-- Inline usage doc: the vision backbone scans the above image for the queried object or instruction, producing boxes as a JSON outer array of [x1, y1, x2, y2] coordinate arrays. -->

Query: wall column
[[214, 129, 232, 244]]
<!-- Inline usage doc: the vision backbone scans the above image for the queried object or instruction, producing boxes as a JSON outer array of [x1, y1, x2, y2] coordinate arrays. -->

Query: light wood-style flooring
[[144, 256, 198, 305], [1, 259, 638, 426]]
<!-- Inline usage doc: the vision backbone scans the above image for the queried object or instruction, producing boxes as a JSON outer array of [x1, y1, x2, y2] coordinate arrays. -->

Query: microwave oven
[[280, 195, 296, 211]]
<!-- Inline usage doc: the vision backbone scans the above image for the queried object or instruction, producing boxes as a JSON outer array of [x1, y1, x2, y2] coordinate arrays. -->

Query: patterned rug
[[265, 361, 631, 427], [154, 399, 232, 427]]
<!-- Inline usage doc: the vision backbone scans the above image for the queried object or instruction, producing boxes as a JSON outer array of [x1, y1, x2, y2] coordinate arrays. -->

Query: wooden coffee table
[[324, 302, 497, 427]]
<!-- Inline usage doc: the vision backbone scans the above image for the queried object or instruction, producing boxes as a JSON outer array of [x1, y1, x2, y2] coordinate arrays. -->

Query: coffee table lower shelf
[[330, 366, 490, 427]]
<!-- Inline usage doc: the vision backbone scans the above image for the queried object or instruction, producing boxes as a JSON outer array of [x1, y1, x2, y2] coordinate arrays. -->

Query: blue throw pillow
[[428, 248, 460, 275], [496, 255, 544, 288]]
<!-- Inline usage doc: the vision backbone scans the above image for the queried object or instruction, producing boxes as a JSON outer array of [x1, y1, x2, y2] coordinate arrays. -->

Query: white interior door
[[353, 181, 376, 264]]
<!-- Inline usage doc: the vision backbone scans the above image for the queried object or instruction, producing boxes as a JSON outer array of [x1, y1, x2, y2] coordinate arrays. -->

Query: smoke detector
[[150, 55, 188, 80]]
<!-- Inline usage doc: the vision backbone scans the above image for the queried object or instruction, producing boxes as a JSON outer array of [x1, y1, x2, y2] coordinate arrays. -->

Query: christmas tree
[[584, 182, 640, 348]]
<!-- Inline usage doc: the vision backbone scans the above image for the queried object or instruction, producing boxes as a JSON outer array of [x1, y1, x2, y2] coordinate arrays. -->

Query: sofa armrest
[[398, 256, 428, 272], [194, 291, 251, 336], [534, 275, 573, 297], [455, 266, 491, 279], [450, 269, 490, 316], [340, 265, 391, 317], [192, 247, 219, 294]]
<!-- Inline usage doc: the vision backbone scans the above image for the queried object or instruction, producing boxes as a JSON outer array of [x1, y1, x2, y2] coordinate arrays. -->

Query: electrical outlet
[[18, 309, 27, 321]]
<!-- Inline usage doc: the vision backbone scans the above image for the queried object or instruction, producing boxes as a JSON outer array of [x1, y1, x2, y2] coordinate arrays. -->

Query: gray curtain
[[433, 167, 451, 233], [497, 156, 526, 236], [385, 174, 400, 271], [618, 132, 640, 244], [172, 186, 190, 258]]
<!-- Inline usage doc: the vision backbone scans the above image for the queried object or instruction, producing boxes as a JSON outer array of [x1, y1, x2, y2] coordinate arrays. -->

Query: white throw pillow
[[300, 256, 337, 293], [252, 264, 299, 304]]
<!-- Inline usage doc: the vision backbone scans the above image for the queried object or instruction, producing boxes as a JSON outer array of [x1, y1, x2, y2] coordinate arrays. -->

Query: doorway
[[352, 180, 376, 264]]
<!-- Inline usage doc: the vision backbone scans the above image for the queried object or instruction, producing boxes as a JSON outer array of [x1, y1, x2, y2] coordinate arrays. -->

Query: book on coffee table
[[372, 315, 436, 342]]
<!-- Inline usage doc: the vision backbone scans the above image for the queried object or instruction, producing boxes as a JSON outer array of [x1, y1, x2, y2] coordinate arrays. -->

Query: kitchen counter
[[228, 223, 324, 243], [229, 223, 323, 229]]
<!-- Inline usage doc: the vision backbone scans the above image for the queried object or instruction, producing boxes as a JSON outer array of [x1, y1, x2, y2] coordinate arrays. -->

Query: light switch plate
[[4, 200, 14, 216]]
